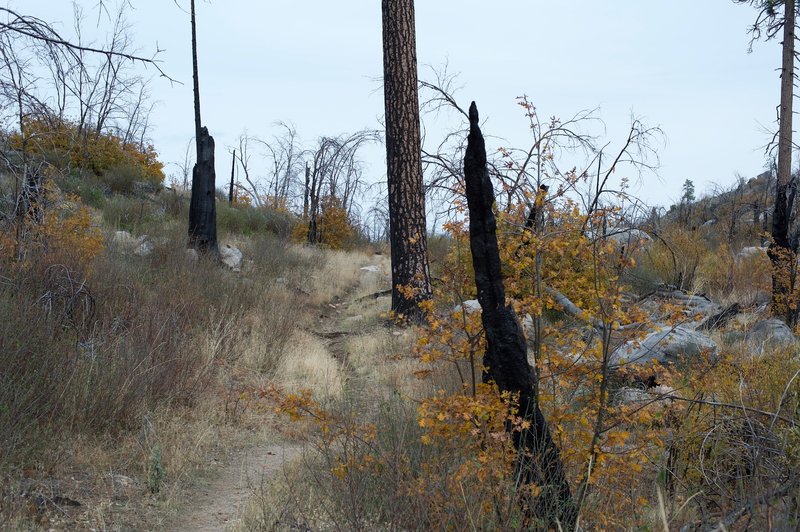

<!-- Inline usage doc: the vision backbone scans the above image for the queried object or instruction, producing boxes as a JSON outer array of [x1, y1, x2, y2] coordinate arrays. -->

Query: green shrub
[[216, 202, 297, 238], [102, 195, 159, 230]]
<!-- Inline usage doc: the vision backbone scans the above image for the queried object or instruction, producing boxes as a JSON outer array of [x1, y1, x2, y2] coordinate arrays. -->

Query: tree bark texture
[[464, 102, 576, 528], [188, 126, 217, 253], [769, 0, 797, 324], [381, 0, 432, 319]]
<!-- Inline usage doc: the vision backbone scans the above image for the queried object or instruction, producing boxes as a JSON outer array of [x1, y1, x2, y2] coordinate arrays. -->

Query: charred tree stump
[[188, 126, 218, 253], [464, 101, 576, 528]]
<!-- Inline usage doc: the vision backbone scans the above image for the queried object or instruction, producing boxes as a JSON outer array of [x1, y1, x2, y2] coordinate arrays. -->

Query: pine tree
[[381, 0, 432, 320]]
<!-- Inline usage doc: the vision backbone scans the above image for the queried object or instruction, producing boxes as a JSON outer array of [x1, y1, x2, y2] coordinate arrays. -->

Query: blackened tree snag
[[381, 0, 432, 319], [187, 0, 217, 253], [770, 0, 797, 324], [228, 149, 235, 204], [464, 101, 576, 528], [189, 126, 218, 252], [735, 0, 798, 323]]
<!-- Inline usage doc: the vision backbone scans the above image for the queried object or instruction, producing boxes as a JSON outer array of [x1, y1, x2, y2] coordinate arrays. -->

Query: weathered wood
[[697, 302, 740, 331], [464, 101, 576, 527]]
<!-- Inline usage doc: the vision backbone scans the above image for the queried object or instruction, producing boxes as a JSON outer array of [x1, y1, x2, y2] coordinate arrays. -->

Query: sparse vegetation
[[2, 2, 800, 531]]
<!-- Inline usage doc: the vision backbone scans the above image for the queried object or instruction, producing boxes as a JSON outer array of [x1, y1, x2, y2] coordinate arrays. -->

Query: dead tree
[[186, 0, 217, 253], [463, 101, 576, 528], [736, 0, 798, 323]]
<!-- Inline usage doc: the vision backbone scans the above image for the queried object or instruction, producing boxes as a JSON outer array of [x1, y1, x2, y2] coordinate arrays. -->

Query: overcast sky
[[19, 0, 783, 212]]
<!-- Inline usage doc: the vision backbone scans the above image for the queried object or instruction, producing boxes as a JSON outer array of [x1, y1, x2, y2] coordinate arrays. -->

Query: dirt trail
[[165, 254, 390, 532], [169, 444, 302, 532]]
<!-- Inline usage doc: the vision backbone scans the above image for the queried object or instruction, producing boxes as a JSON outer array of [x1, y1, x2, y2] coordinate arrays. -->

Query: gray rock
[[454, 299, 482, 314], [111, 231, 154, 256], [736, 246, 768, 261], [606, 228, 651, 248], [133, 236, 154, 256], [610, 324, 717, 367], [220, 244, 243, 271], [185, 248, 199, 262], [360, 265, 381, 273], [746, 318, 796, 349], [639, 288, 720, 325], [110, 230, 137, 250]]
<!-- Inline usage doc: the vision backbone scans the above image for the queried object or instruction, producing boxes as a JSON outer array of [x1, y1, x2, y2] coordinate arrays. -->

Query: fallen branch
[[544, 286, 644, 332]]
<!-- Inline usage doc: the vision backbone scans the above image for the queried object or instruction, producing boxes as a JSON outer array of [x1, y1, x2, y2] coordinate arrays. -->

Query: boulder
[[736, 246, 768, 261], [110, 230, 137, 250], [133, 239, 154, 256], [185, 248, 199, 262], [606, 228, 651, 248], [639, 287, 720, 325], [111, 230, 154, 256], [220, 244, 243, 271], [746, 318, 796, 349], [610, 324, 717, 368], [454, 299, 481, 314]]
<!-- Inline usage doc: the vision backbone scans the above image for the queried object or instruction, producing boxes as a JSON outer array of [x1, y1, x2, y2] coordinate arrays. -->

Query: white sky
[[18, 0, 784, 212]]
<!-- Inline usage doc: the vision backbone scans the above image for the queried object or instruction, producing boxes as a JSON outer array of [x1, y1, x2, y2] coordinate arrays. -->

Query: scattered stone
[[220, 244, 243, 271], [700, 219, 716, 228], [610, 324, 717, 367], [108, 474, 137, 489], [133, 238, 154, 257], [360, 265, 381, 273]]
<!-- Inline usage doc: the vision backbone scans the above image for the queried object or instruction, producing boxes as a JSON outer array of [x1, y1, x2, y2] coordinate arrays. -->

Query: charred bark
[[769, 0, 797, 324], [464, 101, 576, 528], [188, 126, 217, 253], [228, 148, 235, 204], [187, 0, 217, 254], [382, 0, 432, 320]]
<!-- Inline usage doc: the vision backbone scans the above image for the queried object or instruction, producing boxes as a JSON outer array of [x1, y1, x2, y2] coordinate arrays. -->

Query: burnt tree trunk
[[769, 0, 797, 324], [228, 148, 235, 204], [381, 0, 432, 320], [187, 0, 217, 253], [464, 102, 576, 528], [189, 126, 218, 253], [303, 163, 310, 219]]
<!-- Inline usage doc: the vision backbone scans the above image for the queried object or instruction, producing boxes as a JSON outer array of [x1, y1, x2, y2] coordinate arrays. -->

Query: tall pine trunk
[[381, 0, 432, 320], [187, 0, 217, 253], [769, 0, 796, 323]]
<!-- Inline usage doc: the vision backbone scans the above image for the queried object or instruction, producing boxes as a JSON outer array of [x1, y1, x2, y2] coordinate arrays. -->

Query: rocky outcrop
[[610, 324, 717, 368], [638, 286, 720, 325]]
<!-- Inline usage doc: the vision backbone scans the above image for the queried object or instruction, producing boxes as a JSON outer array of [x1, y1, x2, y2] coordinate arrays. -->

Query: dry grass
[[276, 331, 344, 400], [0, 220, 335, 528]]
